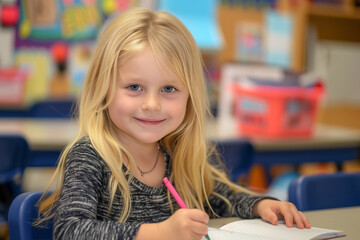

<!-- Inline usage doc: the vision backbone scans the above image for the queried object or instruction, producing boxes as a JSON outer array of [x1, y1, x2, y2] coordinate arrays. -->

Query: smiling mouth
[[135, 117, 165, 125]]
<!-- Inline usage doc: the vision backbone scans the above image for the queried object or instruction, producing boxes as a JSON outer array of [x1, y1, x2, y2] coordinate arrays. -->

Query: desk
[[208, 121, 360, 172], [208, 206, 360, 240], [1, 118, 360, 167], [0, 118, 78, 166]]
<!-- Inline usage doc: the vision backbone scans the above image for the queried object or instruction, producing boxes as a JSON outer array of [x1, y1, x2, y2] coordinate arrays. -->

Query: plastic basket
[[0, 68, 28, 105], [233, 83, 324, 138]]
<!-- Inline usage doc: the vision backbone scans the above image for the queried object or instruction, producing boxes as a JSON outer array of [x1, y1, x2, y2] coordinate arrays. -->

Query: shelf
[[307, 3, 360, 20], [216, 1, 360, 71]]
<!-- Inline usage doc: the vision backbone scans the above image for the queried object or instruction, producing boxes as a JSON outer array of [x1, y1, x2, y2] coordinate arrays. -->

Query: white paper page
[[219, 219, 343, 240], [202, 227, 279, 240]]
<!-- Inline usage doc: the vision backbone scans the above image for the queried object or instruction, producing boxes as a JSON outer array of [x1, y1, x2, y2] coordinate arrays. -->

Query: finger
[[260, 209, 279, 225], [190, 221, 208, 236], [188, 209, 209, 224], [281, 203, 295, 228], [291, 209, 305, 229], [191, 233, 204, 240], [285, 203, 305, 229], [299, 211, 311, 229]]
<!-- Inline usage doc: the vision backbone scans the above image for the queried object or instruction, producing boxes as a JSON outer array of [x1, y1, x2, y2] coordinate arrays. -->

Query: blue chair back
[[0, 135, 30, 186], [8, 191, 53, 240], [288, 172, 360, 211], [29, 99, 76, 118], [0, 135, 30, 222], [215, 139, 254, 182]]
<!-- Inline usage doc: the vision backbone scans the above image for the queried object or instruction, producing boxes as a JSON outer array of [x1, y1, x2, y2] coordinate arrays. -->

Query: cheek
[[169, 98, 188, 123], [107, 101, 120, 126], [108, 95, 136, 121], [179, 103, 188, 121]]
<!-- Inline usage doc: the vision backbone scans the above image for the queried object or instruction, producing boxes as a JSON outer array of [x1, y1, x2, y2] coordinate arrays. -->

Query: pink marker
[[163, 177, 211, 240], [163, 177, 188, 209]]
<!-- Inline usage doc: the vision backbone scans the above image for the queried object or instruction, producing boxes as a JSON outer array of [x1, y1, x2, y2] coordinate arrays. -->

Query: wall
[[313, 41, 360, 130]]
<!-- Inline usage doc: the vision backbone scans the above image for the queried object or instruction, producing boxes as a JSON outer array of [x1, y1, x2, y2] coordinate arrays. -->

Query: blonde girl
[[38, 7, 310, 240]]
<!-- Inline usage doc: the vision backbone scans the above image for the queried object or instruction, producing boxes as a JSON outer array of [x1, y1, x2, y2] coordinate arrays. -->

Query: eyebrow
[[119, 72, 184, 86], [162, 74, 186, 84], [162, 78, 181, 85], [118, 74, 140, 83]]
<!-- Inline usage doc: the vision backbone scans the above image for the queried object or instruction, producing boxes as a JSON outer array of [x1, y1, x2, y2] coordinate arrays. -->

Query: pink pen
[[163, 177, 211, 240], [163, 177, 188, 208]]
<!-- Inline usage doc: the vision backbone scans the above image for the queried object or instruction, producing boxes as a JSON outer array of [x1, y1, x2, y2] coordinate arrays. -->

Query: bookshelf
[[307, 0, 360, 20], [217, 0, 360, 72]]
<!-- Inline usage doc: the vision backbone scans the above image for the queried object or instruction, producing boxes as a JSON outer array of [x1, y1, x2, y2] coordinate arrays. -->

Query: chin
[[137, 134, 166, 144]]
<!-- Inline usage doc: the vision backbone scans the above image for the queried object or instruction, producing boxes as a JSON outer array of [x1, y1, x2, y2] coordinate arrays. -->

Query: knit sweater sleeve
[[53, 140, 141, 240], [209, 180, 274, 219]]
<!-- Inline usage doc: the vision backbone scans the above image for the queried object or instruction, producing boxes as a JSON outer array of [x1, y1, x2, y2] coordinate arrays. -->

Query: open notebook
[[202, 219, 345, 240]]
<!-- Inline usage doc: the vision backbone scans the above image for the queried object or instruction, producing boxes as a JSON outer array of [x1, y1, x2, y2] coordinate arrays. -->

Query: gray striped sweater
[[54, 138, 267, 240]]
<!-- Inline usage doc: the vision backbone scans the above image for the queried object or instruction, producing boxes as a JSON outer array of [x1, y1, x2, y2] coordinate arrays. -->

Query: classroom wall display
[[264, 11, 294, 68], [13, 42, 94, 102], [68, 42, 92, 94], [11, 0, 107, 104], [158, 0, 224, 51], [235, 21, 263, 63], [2, 0, 155, 106], [0, 67, 28, 105], [14, 49, 51, 102], [17, 0, 103, 42]]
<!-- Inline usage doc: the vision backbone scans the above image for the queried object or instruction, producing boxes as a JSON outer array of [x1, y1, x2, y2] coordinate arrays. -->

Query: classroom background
[[1, 0, 360, 239]]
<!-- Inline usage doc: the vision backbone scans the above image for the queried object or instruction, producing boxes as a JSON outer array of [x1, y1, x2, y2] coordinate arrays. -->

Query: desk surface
[[0, 118, 78, 150], [1, 118, 360, 151], [208, 206, 359, 240], [208, 120, 360, 151]]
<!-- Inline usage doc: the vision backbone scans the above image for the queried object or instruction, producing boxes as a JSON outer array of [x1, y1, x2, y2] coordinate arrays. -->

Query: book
[[202, 219, 345, 240]]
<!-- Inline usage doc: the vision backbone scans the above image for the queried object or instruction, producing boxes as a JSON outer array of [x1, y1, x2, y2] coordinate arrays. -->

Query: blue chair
[[0, 108, 29, 118], [215, 139, 254, 182], [8, 191, 53, 240], [288, 172, 360, 211], [29, 99, 76, 118], [0, 135, 31, 224]]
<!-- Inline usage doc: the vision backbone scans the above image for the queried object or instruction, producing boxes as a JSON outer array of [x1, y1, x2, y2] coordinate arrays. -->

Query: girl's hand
[[158, 209, 209, 240], [136, 209, 209, 240], [253, 199, 311, 229]]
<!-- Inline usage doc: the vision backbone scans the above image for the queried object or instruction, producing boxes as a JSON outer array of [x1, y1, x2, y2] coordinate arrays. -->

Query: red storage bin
[[233, 82, 324, 138], [0, 68, 28, 105]]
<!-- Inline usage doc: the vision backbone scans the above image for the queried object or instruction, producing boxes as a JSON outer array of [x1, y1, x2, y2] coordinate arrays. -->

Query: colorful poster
[[18, 0, 103, 42], [14, 49, 51, 102], [264, 11, 294, 68], [236, 21, 263, 63]]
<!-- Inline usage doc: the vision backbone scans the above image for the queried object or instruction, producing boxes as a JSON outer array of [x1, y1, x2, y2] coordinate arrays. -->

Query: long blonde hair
[[38, 7, 249, 223]]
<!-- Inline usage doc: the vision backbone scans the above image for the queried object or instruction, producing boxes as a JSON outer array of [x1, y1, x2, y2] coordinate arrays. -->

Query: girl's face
[[107, 47, 189, 147]]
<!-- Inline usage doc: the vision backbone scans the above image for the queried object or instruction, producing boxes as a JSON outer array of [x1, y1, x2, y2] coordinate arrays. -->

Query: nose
[[141, 93, 161, 111]]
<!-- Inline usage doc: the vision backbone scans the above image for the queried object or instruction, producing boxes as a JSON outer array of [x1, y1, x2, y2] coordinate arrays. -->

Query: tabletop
[[0, 118, 78, 150], [1, 118, 360, 152], [208, 206, 360, 240], [207, 119, 360, 151]]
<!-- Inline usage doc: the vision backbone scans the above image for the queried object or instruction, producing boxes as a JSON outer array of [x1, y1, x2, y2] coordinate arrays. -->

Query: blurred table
[[208, 206, 360, 240], [1, 118, 360, 167], [0, 118, 78, 166], [208, 120, 360, 170]]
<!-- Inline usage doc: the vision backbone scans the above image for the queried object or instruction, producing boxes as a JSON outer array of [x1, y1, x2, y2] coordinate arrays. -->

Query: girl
[[38, 7, 310, 240]]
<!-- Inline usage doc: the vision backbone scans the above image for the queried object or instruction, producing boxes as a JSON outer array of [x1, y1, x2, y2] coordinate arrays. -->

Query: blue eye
[[128, 84, 142, 91], [162, 86, 176, 93]]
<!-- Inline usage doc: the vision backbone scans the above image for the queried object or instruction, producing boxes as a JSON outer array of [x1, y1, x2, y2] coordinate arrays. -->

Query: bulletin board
[[12, 0, 105, 103], [1, 0, 139, 105], [17, 0, 103, 43]]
